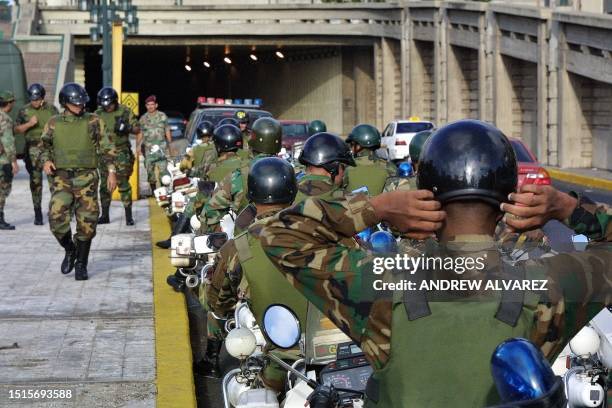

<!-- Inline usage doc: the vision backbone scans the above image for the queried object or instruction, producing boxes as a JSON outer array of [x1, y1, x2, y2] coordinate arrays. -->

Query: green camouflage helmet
[[346, 124, 381, 149], [308, 120, 327, 136], [0, 90, 16, 104], [409, 129, 434, 165], [250, 117, 282, 155]]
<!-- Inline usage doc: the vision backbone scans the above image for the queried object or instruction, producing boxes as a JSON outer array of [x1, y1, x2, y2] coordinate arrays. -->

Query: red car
[[509, 138, 551, 189], [279, 120, 310, 154]]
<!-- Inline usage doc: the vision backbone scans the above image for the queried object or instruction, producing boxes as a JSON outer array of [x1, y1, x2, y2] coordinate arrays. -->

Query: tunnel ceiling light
[[275, 51, 285, 59], [185, 64, 192, 71], [249, 54, 258, 61], [224, 57, 232, 64], [203, 61, 211, 68]]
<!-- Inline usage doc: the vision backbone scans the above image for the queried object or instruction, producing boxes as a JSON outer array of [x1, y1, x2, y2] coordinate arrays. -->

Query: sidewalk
[[546, 166, 612, 191], [0, 172, 155, 407]]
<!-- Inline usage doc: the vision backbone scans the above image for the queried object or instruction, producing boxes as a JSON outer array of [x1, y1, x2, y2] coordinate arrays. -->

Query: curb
[[150, 199, 197, 408], [546, 168, 612, 192]]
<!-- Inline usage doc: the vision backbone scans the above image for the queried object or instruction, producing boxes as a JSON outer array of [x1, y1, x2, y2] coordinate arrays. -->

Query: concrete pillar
[[536, 19, 549, 163], [547, 19, 560, 166], [374, 40, 383, 130], [483, 9, 496, 123], [401, 7, 410, 118], [447, 45, 463, 122], [342, 49, 356, 136], [435, 7, 448, 125], [375, 37, 401, 129], [353, 48, 376, 127]]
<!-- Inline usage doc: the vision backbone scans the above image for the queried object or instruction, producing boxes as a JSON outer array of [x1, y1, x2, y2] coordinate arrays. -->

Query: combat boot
[[194, 337, 222, 378], [0, 211, 15, 230], [34, 207, 43, 225], [125, 205, 134, 226], [97, 205, 110, 224], [74, 240, 92, 281], [156, 214, 189, 249], [58, 232, 76, 274]]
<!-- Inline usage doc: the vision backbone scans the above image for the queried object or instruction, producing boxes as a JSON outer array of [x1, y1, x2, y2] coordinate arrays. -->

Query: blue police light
[[244, 98, 253, 105], [369, 231, 397, 254], [234, 99, 243, 105], [397, 161, 414, 178], [356, 227, 373, 243], [491, 338, 557, 402], [253, 98, 263, 107]]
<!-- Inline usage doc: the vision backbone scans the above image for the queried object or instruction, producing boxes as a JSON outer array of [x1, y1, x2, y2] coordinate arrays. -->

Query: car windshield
[[282, 124, 308, 138], [510, 140, 534, 162], [396, 122, 433, 134]]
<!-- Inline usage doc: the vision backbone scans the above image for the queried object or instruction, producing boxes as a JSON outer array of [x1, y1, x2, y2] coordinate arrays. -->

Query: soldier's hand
[[370, 190, 445, 240], [11, 161, 19, 176], [43, 161, 56, 175], [502, 185, 578, 232], [29, 116, 38, 127], [107, 171, 117, 193]]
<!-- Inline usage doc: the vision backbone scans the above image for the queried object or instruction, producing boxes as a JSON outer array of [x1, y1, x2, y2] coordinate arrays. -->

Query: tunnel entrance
[[81, 43, 375, 134]]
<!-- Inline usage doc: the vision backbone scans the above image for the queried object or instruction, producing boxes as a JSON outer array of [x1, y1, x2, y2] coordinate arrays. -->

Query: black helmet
[[59, 82, 89, 107], [299, 132, 356, 171], [250, 117, 282, 155], [247, 157, 297, 205], [97, 87, 118, 108], [217, 117, 239, 128], [235, 110, 249, 124], [308, 120, 327, 136], [196, 120, 214, 139], [27, 83, 46, 101], [417, 120, 517, 206], [346, 124, 381, 149], [409, 129, 433, 165], [213, 124, 243, 153]]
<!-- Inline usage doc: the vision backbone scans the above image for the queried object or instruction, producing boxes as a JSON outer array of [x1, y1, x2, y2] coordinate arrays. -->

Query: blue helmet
[[397, 162, 414, 178], [369, 231, 397, 253]]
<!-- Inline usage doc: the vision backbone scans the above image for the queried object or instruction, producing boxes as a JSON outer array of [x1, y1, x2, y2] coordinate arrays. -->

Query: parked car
[[379, 118, 435, 161], [280, 120, 309, 155], [509, 138, 551, 189], [164, 111, 188, 155], [186, 105, 273, 144]]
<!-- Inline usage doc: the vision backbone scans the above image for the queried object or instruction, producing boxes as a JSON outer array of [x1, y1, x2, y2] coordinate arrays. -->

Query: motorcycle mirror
[[262, 304, 301, 349], [207, 233, 228, 251], [571, 234, 589, 251]]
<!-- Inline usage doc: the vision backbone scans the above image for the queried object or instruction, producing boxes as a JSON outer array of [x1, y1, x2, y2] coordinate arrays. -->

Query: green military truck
[[0, 40, 27, 157]]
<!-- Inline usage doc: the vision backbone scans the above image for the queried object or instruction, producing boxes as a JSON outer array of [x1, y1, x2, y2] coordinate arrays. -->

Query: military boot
[[0, 211, 15, 230], [97, 205, 110, 224], [194, 337, 222, 378], [74, 240, 92, 281], [156, 214, 189, 249], [34, 207, 43, 225], [58, 232, 76, 274], [125, 205, 134, 226]]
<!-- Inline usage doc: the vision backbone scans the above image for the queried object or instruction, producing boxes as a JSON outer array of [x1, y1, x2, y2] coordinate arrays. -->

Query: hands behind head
[[501, 185, 577, 232], [370, 190, 446, 240]]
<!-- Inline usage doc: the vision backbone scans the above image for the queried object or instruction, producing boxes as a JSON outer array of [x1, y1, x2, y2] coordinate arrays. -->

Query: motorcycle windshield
[[304, 303, 352, 365]]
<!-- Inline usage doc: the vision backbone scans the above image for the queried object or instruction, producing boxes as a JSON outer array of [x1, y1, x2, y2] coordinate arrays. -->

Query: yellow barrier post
[[111, 21, 140, 201]]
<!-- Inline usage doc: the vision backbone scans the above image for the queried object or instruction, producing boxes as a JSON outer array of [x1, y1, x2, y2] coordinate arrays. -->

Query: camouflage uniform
[[0, 110, 16, 213], [294, 173, 344, 203], [15, 102, 59, 206], [40, 112, 116, 241], [139, 110, 169, 188], [382, 176, 416, 193], [95, 104, 138, 208], [179, 141, 217, 178], [261, 194, 611, 406]]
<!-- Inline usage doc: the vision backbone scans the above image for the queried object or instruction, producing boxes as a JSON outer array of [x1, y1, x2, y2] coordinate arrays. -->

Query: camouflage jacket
[[94, 104, 138, 146], [40, 111, 117, 171], [0, 110, 16, 165], [139, 110, 169, 149], [15, 102, 59, 143], [383, 176, 416, 193], [261, 194, 611, 370], [295, 174, 344, 201]]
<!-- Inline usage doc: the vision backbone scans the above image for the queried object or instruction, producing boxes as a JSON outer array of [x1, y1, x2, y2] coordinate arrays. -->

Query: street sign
[[121, 92, 139, 116]]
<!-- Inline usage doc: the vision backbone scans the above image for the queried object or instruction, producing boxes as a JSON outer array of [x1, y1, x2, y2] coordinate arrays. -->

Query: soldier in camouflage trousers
[[14, 84, 59, 225], [41, 83, 117, 281], [0, 91, 20, 230], [136, 95, 172, 194], [95, 87, 139, 226]]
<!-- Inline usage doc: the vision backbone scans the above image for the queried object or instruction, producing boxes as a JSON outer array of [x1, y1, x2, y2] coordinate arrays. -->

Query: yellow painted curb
[[546, 168, 612, 192], [150, 199, 197, 408]]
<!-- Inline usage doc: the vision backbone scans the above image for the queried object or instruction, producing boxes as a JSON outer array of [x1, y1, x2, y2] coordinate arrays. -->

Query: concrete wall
[[447, 45, 479, 121]]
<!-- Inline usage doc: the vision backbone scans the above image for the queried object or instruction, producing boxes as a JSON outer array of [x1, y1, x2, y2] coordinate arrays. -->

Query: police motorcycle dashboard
[[319, 342, 372, 394]]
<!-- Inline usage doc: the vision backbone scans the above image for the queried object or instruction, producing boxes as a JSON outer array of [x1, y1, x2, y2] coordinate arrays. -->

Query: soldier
[[344, 124, 395, 196], [294, 132, 355, 203], [136, 95, 172, 193], [307, 119, 326, 136], [200, 117, 282, 232], [382, 129, 431, 193], [179, 120, 217, 178], [41, 83, 117, 281], [235, 110, 251, 150], [0, 91, 19, 230], [261, 119, 611, 407], [95, 87, 139, 226], [14, 83, 59, 225], [206, 157, 301, 387]]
